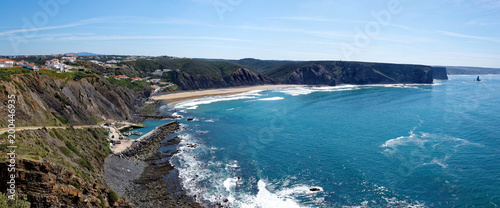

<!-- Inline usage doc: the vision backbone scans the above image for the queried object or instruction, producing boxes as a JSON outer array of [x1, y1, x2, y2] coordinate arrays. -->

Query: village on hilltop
[[0, 54, 180, 94]]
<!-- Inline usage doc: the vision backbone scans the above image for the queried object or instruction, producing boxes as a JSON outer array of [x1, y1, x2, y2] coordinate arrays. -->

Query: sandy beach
[[151, 84, 306, 102]]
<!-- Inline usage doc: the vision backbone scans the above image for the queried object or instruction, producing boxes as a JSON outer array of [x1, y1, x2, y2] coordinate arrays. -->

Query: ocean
[[140, 75, 500, 207]]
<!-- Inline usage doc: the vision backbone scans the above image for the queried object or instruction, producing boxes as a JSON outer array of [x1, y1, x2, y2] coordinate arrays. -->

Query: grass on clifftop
[[0, 67, 32, 81], [125, 58, 243, 78], [107, 77, 150, 91]]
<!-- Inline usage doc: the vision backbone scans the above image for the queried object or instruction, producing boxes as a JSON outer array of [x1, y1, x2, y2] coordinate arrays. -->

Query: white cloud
[[465, 20, 497, 26], [35, 35, 247, 42], [434, 30, 500, 43]]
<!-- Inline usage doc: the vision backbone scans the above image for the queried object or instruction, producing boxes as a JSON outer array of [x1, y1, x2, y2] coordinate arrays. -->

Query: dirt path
[[0, 125, 99, 134]]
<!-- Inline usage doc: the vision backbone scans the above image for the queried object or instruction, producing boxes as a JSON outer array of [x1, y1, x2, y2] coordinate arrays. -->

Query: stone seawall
[[118, 121, 180, 160]]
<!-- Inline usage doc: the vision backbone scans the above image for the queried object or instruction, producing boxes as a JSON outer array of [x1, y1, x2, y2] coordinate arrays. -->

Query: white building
[[0, 59, 15, 65], [23, 63, 39, 71], [0, 63, 13, 68], [61, 57, 76, 63], [46, 59, 70, 71]]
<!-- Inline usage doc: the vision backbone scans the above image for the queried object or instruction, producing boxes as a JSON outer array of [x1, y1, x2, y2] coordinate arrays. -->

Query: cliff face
[[0, 159, 119, 208], [336, 62, 434, 84], [431, 67, 449, 80], [267, 61, 434, 85], [171, 68, 275, 90], [0, 128, 130, 207], [225, 68, 276, 86], [170, 69, 227, 90], [0, 73, 148, 126], [286, 65, 336, 85]]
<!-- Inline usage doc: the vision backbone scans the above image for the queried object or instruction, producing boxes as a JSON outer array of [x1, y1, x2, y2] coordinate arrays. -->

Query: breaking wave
[[174, 90, 263, 109]]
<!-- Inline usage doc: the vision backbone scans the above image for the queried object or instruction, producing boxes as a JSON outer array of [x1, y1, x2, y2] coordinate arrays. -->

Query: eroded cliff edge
[[0, 72, 149, 127]]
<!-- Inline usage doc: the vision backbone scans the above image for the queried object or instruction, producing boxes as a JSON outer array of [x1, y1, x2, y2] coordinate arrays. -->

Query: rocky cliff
[[286, 65, 336, 85], [0, 128, 130, 207], [169, 60, 444, 90], [0, 72, 149, 127], [265, 61, 435, 85], [171, 68, 275, 90], [431, 67, 449, 79], [0, 72, 152, 207]]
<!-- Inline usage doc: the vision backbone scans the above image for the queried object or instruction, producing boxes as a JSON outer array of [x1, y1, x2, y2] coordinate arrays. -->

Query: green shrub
[[69, 181, 81, 190], [98, 195, 106, 208], [108, 190, 119, 205], [59, 146, 72, 157], [53, 130, 64, 140], [65, 141, 81, 156], [0, 192, 31, 208], [77, 158, 93, 171]]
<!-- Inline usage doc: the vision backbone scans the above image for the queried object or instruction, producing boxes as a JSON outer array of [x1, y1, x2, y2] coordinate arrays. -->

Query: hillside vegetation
[[0, 72, 151, 207]]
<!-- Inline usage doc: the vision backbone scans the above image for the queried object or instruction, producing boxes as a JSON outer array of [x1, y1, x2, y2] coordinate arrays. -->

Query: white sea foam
[[381, 129, 482, 171], [381, 131, 428, 149], [258, 97, 285, 101], [174, 90, 262, 109], [240, 180, 303, 208], [172, 131, 323, 208], [171, 112, 183, 118], [275, 85, 360, 96], [223, 177, 239, 192], [275, 83, 436, 96], [423, 156, 450, 169]]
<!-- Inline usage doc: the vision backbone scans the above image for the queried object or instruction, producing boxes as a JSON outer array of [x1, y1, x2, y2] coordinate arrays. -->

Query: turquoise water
[[153, 75, 499, 207]]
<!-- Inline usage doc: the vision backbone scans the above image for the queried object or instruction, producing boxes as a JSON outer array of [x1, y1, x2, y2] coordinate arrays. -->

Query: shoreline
[[151, 84, 306, 102], [104, 121, 202, 207]]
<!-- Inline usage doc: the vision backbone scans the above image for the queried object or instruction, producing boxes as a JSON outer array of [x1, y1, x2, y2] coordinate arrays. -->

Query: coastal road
[[0, 125, 100, 134]]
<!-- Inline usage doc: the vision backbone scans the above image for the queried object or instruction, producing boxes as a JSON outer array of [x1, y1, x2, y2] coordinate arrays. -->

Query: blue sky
[[1, 0, 499, 68]]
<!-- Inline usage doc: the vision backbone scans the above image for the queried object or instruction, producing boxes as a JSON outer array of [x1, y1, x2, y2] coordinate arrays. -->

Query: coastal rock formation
[[105, 122, 202, 207], [171, 68, 275, 90], [225, 68, 275, 86], [168, 60, 441, 90], [0, 72, 151, 207], [266, 61, 435, 85], [286, 65, 336, 85], [431, 67, 449, 80], [0, 128, 131, 207], [170, 69, 228, 90], [0, 159, 129, 208], [0, 73, 148, 127]]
